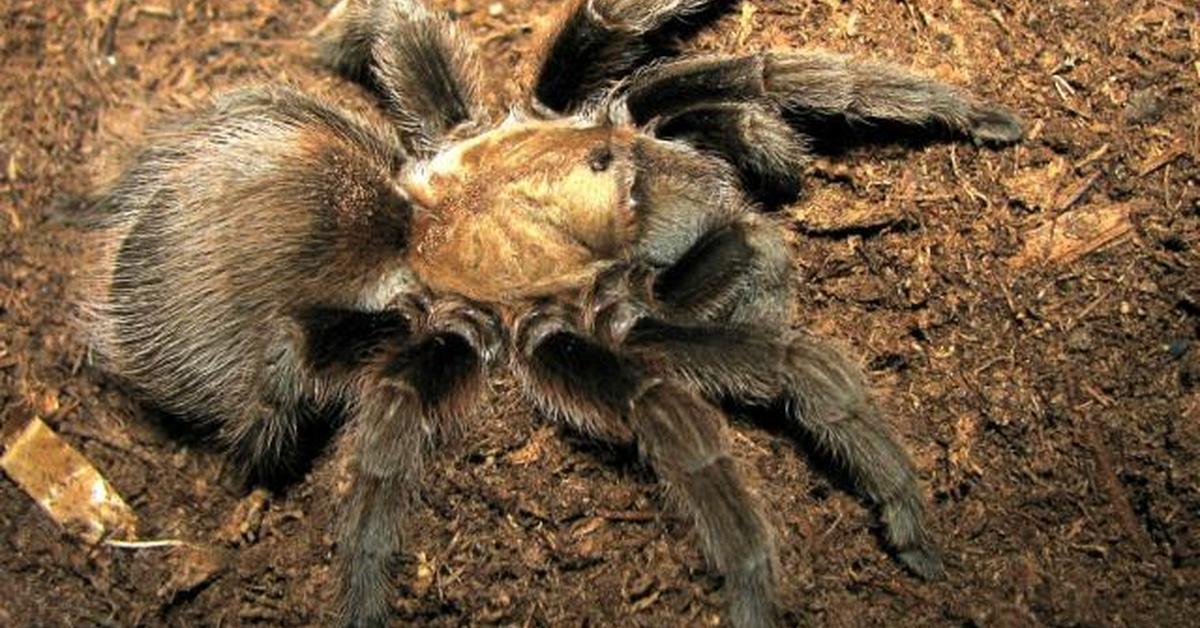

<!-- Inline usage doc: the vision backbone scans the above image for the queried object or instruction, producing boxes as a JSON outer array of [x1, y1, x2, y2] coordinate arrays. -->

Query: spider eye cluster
[[588, 145, 614, 172]]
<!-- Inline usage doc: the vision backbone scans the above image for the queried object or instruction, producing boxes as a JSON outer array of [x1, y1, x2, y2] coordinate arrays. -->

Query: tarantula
[[87, 0, 1021, 625]]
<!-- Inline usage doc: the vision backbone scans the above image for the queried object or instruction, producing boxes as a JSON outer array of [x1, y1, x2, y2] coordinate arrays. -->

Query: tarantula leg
[[515, 305, 778, 628], [532, 0, 731, 113], [623, 137, 793, 325], [304, 299, 498, 627], [628, 135, 749, 268], [620, 52, 1023, 144], [294, 305, 414, 375], [313, 0, 484, 149], [624, 319, 944, 580], [654, 103, 813, 201], [649, 215, 792, 327]]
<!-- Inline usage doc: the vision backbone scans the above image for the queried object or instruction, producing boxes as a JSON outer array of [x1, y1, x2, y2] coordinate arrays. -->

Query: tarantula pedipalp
[[87, 0, 1022, 626]]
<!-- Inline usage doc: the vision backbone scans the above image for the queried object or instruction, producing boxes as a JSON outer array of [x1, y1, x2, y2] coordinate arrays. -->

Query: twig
[[1054, 171, 1102, 212], [949, 147, 990, 207], [1153, 0, 1190, 13], [135, 5, 176, 20], [1067, 372, 1154, 556], [1136, 140, 1188, 177], [104, 539, 187, 549], [220, 38, 304, 48], [98, 0, 127, 57], [1073, 143, 1110, 170], [1081, 425, 1154, 555], [596, 509, 658, 523]]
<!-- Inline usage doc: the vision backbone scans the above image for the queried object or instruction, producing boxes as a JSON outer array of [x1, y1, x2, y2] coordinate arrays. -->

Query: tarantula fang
[[87, 1, 1022, 626]]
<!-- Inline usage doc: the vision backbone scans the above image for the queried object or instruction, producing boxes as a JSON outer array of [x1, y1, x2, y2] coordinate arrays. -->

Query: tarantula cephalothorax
[[88, 0, 1021, 625]]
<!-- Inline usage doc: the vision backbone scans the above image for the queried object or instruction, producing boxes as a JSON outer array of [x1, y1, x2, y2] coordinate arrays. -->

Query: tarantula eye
[[587, 145, 614, 172]]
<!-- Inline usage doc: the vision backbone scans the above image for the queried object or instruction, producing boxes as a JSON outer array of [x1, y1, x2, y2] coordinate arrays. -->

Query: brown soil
[[2, 1, 1198, 626]]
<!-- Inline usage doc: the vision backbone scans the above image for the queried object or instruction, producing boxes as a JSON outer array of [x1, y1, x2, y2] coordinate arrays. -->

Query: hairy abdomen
[[90, 87, 411, 425]]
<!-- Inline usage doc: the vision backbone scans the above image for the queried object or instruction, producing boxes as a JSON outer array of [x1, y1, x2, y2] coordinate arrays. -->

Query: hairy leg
[[649, 216, 793, 328], [626, 136, 793, 327], [627, 159, 940, 576], [515, 303, 777, 628], [300, 298, 499, 627], [531, 0, 732, 113], [622, 317, 943, 579], [619, 51, 1022, 144], [628, 135, 748, 267], [313, 0, 483, 150], [654, 103, 812, 201]]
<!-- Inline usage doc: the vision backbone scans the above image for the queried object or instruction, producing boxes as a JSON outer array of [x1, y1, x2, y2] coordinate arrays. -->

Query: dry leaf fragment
[[1136, 140, 1188, 177], [791, 188, 904, 234], [1011, 202, 1136, 268], [1, 416, 137, 544]]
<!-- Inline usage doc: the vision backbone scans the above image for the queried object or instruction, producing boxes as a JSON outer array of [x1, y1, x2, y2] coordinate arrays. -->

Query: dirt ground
[[2, 0, 1198, 626]]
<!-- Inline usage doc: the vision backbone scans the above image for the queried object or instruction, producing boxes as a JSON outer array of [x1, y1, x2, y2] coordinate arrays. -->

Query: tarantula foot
[[897, 544, 946, 581], [968, 104, 1024, 145]]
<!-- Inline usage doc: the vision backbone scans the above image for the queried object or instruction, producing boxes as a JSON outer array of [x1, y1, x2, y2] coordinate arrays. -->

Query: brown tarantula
[[87, 0, 1021, 625]]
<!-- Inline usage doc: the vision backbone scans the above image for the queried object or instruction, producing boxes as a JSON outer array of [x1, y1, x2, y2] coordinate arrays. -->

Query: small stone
[[1125, 89, 1164, 125], [412, 552, 435, 597], [218, 488, 269, 546], [1066, 328, 1094, 353], [487, 2, 504, 17]]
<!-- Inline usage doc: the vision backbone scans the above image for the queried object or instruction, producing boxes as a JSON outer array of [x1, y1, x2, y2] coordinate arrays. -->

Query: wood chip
[[1010, 202, 1136, 268], [791, 188, 904, 234], [412, 552, 435, 597], [6, 153, 19, 182], [948, 414, 983, 476], [505, 426, 551, 466], [1005, 157, 1068, 210], [570, 516, 606, 539], [1, 415, 137, 544], [1136, 140, 1189, 177], [218, 488, 269, 546]]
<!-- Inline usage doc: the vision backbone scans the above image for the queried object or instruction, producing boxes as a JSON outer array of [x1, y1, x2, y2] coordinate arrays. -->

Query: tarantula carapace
[[88, 0, 1022, 625]]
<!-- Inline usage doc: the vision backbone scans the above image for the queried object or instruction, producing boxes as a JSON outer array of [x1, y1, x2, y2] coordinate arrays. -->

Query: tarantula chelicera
[[88, 0, 1021, 625]]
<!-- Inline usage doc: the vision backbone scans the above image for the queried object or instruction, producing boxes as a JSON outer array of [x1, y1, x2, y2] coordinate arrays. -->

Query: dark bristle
[[383, 332, 480, 406], [653, 222, 756, 312], [531, 330, 641, 410], [295, 307, 412, 373], [374, 19, 476, 133], [534, 4, 646, 112], [626, 55, 764, 124]]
